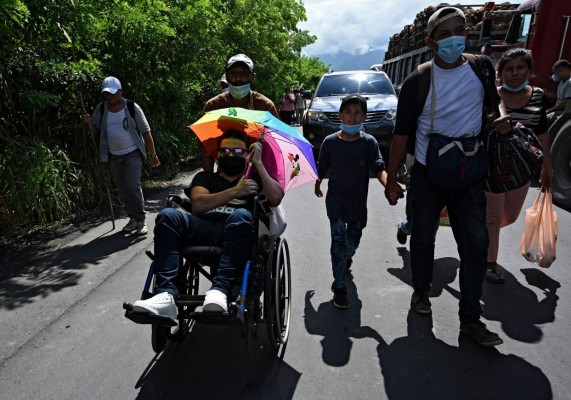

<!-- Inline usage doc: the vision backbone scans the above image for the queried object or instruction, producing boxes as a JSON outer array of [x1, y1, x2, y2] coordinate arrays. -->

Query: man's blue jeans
[[153, 207, 254, 298], [329, 218, 363, 291], [109, 150, 145, 222], [410, 162, 488, 322]]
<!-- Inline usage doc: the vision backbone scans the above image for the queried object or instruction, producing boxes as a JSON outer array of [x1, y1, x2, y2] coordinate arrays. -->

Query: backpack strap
[[463, 53, 501, 119], [416, 61, 432, 114], [99, 99, 141, 135]]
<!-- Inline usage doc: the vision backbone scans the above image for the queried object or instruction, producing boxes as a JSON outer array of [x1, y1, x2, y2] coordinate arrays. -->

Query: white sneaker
[[203, 289, 228, 312], [123, 218, 137, 232], [135, 220, 148, 235], [133, 292, 177, 322]]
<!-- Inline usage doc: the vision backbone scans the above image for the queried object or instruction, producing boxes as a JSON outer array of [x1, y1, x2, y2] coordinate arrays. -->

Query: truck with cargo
[[382, 0, 571, 207]]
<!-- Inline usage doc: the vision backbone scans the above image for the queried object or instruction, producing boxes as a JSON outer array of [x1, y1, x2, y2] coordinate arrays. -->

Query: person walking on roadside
[[278, 88, 296, 126], [201, 54, 278, 172], [384, 7, 505, 347], [81, 76, 160, 235], [484, 49, 553, 284], [546, 59, 571, 132], [315, 94, 387, 309], [295, 89, 306, 126]]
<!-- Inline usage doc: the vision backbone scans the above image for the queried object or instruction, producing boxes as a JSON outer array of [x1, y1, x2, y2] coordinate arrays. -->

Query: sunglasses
[[218, 147, 248, 157]]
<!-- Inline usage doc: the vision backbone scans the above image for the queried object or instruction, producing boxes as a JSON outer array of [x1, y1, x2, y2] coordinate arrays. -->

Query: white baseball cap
[[226, 54, 254, 72], [101, 76, 122, 94], [427, 7, 466, 38]]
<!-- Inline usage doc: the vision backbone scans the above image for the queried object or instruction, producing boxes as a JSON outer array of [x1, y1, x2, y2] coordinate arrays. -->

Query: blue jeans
[[329, 218, 363, 291], [153, 207, 254, 298], [109, 150, 145, 222], [410, 162, 488, 322]]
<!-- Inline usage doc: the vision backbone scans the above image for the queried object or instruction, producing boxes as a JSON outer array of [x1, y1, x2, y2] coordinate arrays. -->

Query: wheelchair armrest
[[254, 194, 272, 219], [167, 194, 193, 212]]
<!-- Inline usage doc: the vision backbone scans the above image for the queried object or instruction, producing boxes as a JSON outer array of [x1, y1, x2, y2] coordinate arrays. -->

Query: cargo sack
[[484, 122, 543, 193], [519, 188, 557, 268]]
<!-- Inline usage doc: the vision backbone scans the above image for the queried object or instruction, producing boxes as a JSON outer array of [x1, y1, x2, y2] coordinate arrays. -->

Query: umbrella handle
[[244, 162, 253, 179]]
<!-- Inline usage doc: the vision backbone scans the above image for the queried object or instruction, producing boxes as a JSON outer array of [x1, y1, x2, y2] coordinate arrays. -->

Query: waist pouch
[[426, 132, 487, 189]]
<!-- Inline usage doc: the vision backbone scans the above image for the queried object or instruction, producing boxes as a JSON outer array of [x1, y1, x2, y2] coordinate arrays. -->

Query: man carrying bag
[[384, 7, 511, 347]]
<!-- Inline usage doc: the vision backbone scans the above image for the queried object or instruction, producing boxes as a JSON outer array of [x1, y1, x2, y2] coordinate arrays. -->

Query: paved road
[[1, 157, 570, 399]]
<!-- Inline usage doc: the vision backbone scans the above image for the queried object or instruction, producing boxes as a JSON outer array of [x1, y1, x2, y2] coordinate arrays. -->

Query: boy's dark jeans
[[410, 162, 488, 322], [329, 218, 363, 290]]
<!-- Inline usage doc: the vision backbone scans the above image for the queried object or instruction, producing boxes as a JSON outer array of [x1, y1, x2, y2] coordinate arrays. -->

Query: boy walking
[[315, 94, 387, 309]]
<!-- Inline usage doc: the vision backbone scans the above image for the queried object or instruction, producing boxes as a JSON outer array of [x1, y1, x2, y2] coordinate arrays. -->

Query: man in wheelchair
[[131, 130, 284, 322]]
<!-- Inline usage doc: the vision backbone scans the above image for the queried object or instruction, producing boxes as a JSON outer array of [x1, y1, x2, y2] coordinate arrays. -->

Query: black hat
[[340, 94, 367, 114]]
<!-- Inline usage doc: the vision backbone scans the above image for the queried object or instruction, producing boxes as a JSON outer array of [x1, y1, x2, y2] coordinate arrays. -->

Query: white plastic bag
[[269, 205, 287, 237], [519, 189, 557, 268]]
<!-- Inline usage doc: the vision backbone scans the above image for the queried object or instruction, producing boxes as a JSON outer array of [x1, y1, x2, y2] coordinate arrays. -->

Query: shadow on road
[[482, 267, 560, 343], [304, 279, 381, 366], [391, 248, 561, 343], [134, 323, 300, 400], [0, 230, 145, 310], [0, 184, 189, 311], [377, 310, 553, 400]]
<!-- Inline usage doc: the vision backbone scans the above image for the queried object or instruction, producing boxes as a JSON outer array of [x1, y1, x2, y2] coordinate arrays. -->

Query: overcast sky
[[299, 0, 520, 56]]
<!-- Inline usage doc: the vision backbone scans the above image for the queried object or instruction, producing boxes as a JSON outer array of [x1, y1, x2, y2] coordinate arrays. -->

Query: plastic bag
[[269, 205, 287, 237], [519, 189, 557, 268]]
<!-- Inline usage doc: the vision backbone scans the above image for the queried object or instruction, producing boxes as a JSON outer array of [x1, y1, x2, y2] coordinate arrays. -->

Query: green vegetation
[[0, 0, 329, 235]]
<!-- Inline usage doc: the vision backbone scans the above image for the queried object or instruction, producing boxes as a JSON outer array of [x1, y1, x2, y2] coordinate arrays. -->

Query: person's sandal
[[485, 267, 505, 284]]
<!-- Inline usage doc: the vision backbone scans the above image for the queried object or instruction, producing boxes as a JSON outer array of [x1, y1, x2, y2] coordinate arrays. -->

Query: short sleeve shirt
[[556, 77, 571, 105], [186, 171, 261, 222]]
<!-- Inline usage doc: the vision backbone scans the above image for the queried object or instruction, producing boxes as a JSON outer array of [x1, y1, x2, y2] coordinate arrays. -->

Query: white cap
[[427, 7, 466, 38], [219, 74, 227, 84], [101, 76, 122, 94], [226, 54, 254, 72]]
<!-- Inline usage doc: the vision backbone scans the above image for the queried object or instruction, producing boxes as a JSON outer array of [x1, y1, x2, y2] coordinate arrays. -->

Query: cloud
[[299, 0, 490, 56]]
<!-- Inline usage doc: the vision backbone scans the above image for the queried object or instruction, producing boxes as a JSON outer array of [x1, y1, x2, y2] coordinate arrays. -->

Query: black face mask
[[218, 156, 246, 176]]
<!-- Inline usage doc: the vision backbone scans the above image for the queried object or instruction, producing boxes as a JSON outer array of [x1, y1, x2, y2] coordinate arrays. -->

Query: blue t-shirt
[[317, 132, 385, 226]]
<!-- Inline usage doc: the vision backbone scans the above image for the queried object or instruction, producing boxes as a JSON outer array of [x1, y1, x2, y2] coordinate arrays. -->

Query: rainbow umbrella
[[189, 107, 318, 192]]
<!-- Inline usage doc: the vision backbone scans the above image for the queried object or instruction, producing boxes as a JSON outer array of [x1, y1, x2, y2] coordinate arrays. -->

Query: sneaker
[[123, 218, 137, 232], [135, 220, 148, 235], [410, 289, 431, 314], [396, 220, 410, 245], [460, 320, 504, 347], [133, 292, 177, 322], [333, 288, 349, 309], [203, 289, 228, 312]]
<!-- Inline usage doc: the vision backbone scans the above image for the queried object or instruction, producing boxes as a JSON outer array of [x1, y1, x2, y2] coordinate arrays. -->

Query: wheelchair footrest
[[123, 307, 177, 327], [190, 307, 239, 325]]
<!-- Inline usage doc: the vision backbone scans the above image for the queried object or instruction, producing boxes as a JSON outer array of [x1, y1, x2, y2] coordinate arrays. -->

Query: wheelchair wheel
[[264, 237, 292, 351]]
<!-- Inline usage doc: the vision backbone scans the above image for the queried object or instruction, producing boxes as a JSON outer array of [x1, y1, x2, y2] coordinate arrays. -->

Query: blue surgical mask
[[340, 123, 363, 135], [551, 74, 561, 83], [435, 36, 466, 64], [228, 83, 251, 99], [502, 80, 528, 92]]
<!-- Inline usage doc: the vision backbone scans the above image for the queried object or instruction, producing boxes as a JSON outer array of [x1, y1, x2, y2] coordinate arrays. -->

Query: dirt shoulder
[[0, 159, 201, 282]]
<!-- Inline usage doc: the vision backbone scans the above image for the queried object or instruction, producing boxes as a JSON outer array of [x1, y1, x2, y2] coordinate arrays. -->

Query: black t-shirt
[[185, 171, 261, 222]]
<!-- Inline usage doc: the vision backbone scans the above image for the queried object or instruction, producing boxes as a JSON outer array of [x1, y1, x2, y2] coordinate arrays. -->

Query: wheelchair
[[123, 194, 292, 355]]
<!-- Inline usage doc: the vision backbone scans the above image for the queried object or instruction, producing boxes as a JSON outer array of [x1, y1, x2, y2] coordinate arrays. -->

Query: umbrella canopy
[[189, 107, 318, 192]]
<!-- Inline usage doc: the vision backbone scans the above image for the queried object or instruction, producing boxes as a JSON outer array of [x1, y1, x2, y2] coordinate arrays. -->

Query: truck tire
[[551, 120, 571, 208]]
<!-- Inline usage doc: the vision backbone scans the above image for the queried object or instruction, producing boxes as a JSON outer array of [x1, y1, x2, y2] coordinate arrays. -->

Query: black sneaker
[[333, 288, 349, 309], [460, 320, 503, 347], [410, 289, 431, 314], [396, 221, 409, 245]]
